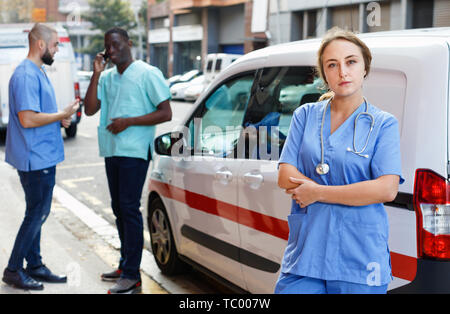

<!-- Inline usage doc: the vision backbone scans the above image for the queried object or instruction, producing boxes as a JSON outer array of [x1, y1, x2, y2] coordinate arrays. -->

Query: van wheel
[[148, 197, 188, 275], [65, 123, 77, 138]]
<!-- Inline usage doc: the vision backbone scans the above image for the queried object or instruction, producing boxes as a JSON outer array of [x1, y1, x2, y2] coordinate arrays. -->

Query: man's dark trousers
[[105, 156, 150, 280], [7, 166, 56, 271]]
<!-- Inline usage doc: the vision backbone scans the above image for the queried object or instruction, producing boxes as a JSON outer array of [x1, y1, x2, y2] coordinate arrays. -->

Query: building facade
[[147, 0, 270, 77], [58, 0, 145, 71], [268, 0, 450, 44]]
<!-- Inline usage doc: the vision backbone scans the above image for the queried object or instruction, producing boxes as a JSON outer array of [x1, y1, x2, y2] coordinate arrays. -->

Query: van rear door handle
[[243, 172, 264, 189]]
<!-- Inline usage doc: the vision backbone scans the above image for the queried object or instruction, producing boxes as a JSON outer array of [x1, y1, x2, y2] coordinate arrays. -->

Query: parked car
[[169, 69, 202, 88], [167, 74, 182, 87], [0, 23, 82, 138], [184, 75, 207, 102], [278, 77, 323, 113], [147, 27, 450, 293], [171, 75, 205, 101]]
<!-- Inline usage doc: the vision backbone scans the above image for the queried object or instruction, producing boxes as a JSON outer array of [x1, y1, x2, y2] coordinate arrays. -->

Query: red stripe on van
[[150, 179, 239, 222], [149, 179, 417, 281], [59, 37, 71, 43], [390, 252, 417, 282], [149, 179, 289, 240]]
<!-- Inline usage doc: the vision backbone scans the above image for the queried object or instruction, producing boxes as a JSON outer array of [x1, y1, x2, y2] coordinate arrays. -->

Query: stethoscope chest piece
[[316, 163, 329, 175], [315, 97, 373, 176]]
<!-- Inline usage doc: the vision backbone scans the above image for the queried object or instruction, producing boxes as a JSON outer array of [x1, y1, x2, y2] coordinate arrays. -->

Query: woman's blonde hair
[[317, 27, 372, 101]]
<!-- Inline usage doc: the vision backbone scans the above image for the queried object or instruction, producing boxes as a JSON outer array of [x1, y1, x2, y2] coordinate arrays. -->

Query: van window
[[206, 60, 213, 71], [0, 33, 28, 49], [0, 33, 74, 63], [215, 59, 222, 72], [0, 33, 28, 64], [240, 66, 324, 160], [187, 73, 255, 157], [0, 47, 27, 64]]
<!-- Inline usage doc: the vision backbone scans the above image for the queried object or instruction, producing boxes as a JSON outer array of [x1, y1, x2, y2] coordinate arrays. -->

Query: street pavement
[[0, 151, 168, 294], [0, 100, 231, 295]]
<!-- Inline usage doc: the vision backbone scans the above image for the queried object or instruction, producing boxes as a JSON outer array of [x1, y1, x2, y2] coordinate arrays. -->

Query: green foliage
[[0, 0, 34, 23], [81, 0, 137, 56]]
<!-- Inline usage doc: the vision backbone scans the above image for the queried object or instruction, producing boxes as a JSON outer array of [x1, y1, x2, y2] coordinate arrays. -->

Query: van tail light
[[413, 169, 450, 260], [74, 82, 81, 101], [74, 82, 82, 119], [59, 37, 71, 43]]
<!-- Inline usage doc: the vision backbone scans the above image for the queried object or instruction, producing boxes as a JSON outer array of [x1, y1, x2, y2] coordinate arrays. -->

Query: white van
[[148, 27, 450, 293], [204, 53, 242, 85], [0, 23, 82, 137]]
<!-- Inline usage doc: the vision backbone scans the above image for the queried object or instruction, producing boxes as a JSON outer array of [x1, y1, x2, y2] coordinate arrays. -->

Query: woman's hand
[[286, 177, 322, 208], [286, 175, 399, 208]]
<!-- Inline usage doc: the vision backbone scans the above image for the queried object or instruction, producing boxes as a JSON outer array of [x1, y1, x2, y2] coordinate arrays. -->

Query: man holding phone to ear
[[2, 23, 79, 291], [84, 27, 171, 294]]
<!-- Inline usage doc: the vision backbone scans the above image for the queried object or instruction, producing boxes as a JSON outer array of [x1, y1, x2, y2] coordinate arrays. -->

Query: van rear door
[[0, 35, 28, 129], [44, 32, 77, 113], [0, 63, 14, 128], [44, 60, 75, 112]]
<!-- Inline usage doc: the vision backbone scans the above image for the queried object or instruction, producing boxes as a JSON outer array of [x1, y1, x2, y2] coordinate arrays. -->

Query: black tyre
[[148, 197, 188, 275], [65, 122, 77, 138]]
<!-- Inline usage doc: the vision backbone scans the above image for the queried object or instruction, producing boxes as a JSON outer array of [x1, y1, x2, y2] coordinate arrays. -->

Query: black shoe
[[2, 268, 44, 291], [25, 264, 67, 283], [101, 269, 122, 282], [107, 278, 142, 294]]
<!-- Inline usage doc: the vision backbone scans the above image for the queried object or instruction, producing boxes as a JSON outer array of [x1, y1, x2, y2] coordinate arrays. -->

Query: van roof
[[237, 27, 450, 64], [357, 27, 450, 38]]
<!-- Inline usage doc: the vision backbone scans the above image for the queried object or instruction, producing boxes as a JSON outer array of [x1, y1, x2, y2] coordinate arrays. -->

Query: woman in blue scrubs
[[274, 27, 404, 294]]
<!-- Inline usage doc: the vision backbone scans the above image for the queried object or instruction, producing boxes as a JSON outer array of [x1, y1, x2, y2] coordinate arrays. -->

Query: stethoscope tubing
[[317, 97, 375, 175]]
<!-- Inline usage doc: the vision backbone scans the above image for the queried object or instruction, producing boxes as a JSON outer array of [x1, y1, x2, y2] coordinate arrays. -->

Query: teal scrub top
[[97, 60, 170, 160], [278, 100, 404, 286]]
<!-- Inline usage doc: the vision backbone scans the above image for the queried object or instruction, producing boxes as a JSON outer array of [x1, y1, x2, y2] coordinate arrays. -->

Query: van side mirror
[[154, 131, 185, 156]]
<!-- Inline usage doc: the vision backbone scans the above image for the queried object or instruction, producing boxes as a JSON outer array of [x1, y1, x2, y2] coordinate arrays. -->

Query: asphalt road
[[0, 100, 233, 294]]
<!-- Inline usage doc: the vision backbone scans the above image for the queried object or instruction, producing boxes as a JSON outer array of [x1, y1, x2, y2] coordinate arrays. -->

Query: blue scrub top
[[279, 100, 404, 286], [97, 60, 171, 160], [5, 59, 64, 171]]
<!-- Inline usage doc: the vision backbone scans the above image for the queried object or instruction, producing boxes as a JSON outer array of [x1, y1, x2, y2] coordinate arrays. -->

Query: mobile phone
[[102, 50, 109, 62]]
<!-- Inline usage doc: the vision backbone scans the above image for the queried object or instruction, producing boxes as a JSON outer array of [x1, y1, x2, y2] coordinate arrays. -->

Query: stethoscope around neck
[[316, 97, 375, 176]]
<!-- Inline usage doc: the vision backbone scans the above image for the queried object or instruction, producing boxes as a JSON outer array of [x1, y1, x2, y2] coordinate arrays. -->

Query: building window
[[330, 5, 359, 32], [151, 44, 168, 77], [306, 10, 317, 38], [175, 41, 201, 75], [434, 0, 450, 27], [152, 17, 167, 29], [176, 12, 201, 27], [412, 0, 433, 28]]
